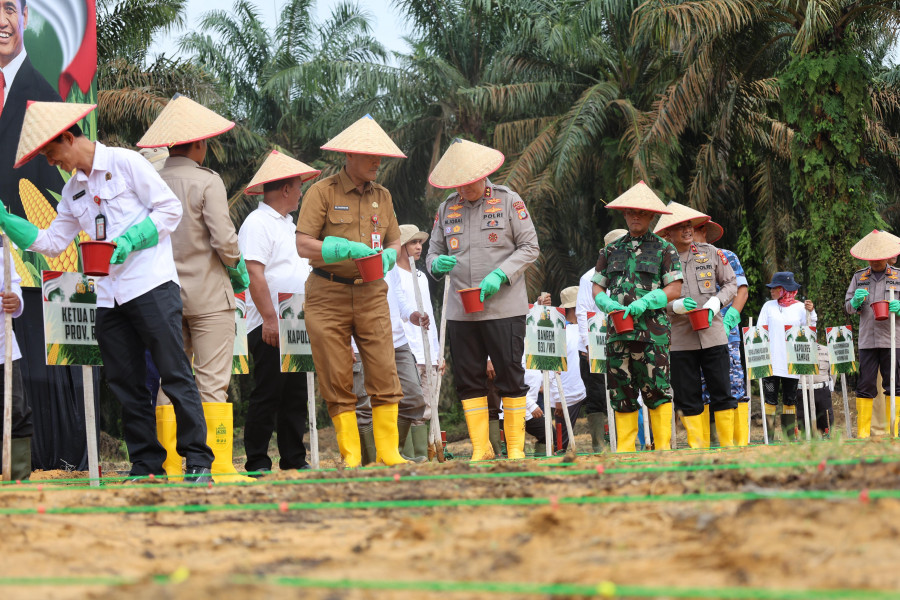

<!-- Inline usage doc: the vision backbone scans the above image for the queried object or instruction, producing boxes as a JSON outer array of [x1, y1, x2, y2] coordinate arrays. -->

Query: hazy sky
[[149, 0, 412, 60]]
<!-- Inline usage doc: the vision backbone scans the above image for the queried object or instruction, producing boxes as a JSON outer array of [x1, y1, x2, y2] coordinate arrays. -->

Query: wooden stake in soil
[[801, 374, 812, 441], [407, 256, 443, 462], [604, 374, 616, 453], [307, 372, 318, 469], [81, 366, 100, 487], [759, 378, 768, 445], [430, 280, 450, 462], [1, 234, 12, 482], [840, 373, 852, 439], [892, 288, 897, 438], [746, 318, 754, 442], [542, 370, 552, 457], [553, 371, 577, 462]]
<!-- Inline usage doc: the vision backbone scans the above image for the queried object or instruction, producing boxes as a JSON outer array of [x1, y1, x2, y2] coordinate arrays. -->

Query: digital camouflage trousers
[[606, 339, 672, 412]]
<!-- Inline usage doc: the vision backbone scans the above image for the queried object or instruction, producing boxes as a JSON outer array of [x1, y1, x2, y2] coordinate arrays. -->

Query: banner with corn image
[[525, 303, 567, 371], [786, 325, 819, 376], [278, 292, 315, 373], [42, 271, 102, 366], [826, 325, 858, 375], [232, 292, 249, 374]]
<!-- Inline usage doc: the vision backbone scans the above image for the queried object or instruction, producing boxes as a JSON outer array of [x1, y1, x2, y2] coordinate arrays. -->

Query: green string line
[[0, 575, 894, 599], [1, 488, 894, 517]]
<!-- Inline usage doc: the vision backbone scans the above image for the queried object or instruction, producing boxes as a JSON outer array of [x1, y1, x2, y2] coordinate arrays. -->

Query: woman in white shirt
[[757, 272, 817, 441]]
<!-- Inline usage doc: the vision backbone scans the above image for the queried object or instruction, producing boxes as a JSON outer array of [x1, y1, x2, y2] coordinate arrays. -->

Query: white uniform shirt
[[239, 202, 309, 332], [398, 266, 439, 365], [757, 299, 817, 379], [524, 323, 587, 407], [386, 266, 415, 349], [31, 143, 181, 308], [0, 49, 26, 106], [0, 248, 24, 363], [576, 267, 602, 352]]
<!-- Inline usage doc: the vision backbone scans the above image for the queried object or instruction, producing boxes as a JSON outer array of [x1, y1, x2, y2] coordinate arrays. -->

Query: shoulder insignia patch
[[517, 208, 529, 220], [513, 200, 525, 211], [717, 249, 727, 265], [449, 237, 459, 250]]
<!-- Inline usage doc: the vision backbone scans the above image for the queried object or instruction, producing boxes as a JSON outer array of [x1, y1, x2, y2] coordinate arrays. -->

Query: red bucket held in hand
[[458, 288, 484, 313], [609, 310, 634, 334], [872, 301, 890, 321], [79, 241, 117, 276], [353, 252, 383, 283], [688, 308, 711, 331]]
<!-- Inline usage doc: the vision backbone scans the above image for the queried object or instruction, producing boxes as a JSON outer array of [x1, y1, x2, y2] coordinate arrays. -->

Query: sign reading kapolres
[[786, 325, 819, 376], [278, 293, 315, 373], [42, 270, 101, 366]]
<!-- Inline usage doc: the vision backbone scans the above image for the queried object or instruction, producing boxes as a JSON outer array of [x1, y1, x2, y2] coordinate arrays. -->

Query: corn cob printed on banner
[[233, 292, 249, 374], [278, 293, 315, 373], [525, 303, 567, 371], [42, 271, 102, 366]]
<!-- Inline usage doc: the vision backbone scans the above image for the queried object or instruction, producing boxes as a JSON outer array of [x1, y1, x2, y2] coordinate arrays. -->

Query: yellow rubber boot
[[614, 410, 639, 453], [714, 408, 736, 447], [856, 397, 873, 439], [333, 410, 362, 468], [203, 403, 255, 483], [680, 413, 705, 448], [461, 397, 495, 461], [733, 402, 750, 446], [890, 398, 900, 437], [701, 405, 711, 448], [648, 402, 673, 451], [155, 404, 182, 481], [503, 397, 527, 459], [372, 403, 409, 466]]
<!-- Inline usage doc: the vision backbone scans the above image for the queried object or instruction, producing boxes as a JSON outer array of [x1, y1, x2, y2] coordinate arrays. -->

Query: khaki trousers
[[158, 309, 234, 405], [305, 274, 402, 418]]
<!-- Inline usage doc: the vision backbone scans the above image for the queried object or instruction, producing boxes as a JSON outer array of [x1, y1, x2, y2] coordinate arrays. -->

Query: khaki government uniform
[[297, 168, 403, 417], [158, 156, 239, 405]]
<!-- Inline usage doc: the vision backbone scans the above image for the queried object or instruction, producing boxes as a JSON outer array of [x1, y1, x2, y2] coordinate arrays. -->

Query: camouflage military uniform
[[702, 248, 748, 403], [592, 232, 683, 412]]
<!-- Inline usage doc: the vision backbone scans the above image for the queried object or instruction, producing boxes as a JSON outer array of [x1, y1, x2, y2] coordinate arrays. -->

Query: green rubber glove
[[594, 292, 625, 314], [431, 254, 457, 276], [890, 300, 900, 315], [625, 288, 668, 319], [321, 236, 375, 263], [851, 288, 868, 310], [381, 248, 397, 276], [111, 217, 159, 264], [479, 268, 508, 302], [226, 254, 250, 293], [722, 306, 741, 332], [0, 203, 38, 250]]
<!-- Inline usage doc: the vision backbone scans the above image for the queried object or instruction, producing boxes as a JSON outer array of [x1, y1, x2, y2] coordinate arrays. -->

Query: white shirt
[[239, 202, 309, 332], [0, 247, 24, 363], [757, 299, 817, 379], [386, 266, 415, 349], [576, 267, 601, 351], [398, 266, 439, 365], [32, 143, 181, 308], [0, 49, 27, 106], [524, 323, 587, 407]]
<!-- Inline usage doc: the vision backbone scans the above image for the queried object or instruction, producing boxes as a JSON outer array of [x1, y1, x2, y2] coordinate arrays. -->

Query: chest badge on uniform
[[105, 173, 112, 181], [447, 212, 461, 219], [445, 226, 452, 235], [485, 219, 500, 228], [372, 202, 379, 209], [448, 204, 462, 211], [695, 255, 709, 264], [487, 198, 502, 205], [488, 232, 498, 243], [484, 207, 503, 215], [704, 281, 712, 289], [452, 225, 462, 233], [449, 237, 459, 250], [93, 196, 101, 205]]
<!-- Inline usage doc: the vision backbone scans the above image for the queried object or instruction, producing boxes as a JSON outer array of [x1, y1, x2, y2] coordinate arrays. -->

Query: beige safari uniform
[[297, 168, 402, 417], [159, 156, 240, 404], [668, 243, 737, 350], [425, 179, 539, 321]]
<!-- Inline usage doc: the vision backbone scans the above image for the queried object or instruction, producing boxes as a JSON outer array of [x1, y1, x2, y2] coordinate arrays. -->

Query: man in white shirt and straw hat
[[0, 101, 214, 483], [240, 150, 321, 473], [655, 202, 737, 448], [592, 182, 682, 453], [425, 138, 540, 461], [845, 229, 900, 437], [137, 94, 252, 482], [295, 114, 409, 467]]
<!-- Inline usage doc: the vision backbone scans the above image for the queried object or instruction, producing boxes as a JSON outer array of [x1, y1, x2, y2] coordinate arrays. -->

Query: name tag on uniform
[[73, 190, 86, 200], [334, 205, 350, 211], [371, 232, 382, 250]]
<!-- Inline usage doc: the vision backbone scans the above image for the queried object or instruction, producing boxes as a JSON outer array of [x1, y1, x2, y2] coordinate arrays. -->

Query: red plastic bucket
[[609, 310, 634, 333], [458, 287, 484, 313], [872, 300, 890, 321], [79, 241, 116, 276], [353, 252, 383, 283], [688, 308, 711, 331]]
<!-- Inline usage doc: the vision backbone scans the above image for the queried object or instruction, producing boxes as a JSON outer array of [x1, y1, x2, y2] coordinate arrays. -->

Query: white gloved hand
[[672, 298, 694, 315], [703, 296, 722, 315]]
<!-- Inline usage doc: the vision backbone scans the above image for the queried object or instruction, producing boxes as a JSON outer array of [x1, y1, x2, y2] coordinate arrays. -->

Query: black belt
[[312, 267, 363, 285]]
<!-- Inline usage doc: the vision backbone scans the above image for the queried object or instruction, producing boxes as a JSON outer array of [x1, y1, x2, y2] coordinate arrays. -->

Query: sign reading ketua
[[42, 271, 102, 366]]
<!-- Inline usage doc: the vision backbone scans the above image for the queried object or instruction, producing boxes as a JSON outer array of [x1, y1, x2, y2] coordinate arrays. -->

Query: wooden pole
[[745, 318, 754, 443], [1, 234, 12, 482], [408, 256, 442, 462], [801, 374, 812, 441], [604, 374, 616, 453], [430, 281, 451, 461], [307, 372, 318, 469], [81, 366, 100, 486], [542, 371, 552, 457], [892, 289, 897, 437], [553, 371, 577, 460], [841, 373, 852, 439], [759, 378, 768, 445]]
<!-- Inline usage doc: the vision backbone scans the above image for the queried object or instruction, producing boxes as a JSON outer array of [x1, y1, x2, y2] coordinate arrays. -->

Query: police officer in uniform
[[592, 183, 683, 453], [295, 115, 407, 467], [138, 95, 252, 482], [655, 203, 737, 448], [425, 139, 539, 460], [845, 229, 900, 437]]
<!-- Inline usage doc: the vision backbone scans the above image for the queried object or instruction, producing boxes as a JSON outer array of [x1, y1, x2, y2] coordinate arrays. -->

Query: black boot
[[185, 465, 213, 485], [11, 437, 31, 481]]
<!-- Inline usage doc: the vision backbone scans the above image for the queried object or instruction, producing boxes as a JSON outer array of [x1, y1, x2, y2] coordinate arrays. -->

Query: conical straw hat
[[704, 220, 724, 244], [244, 150, 321, 195], [850, 229, 900, 261], [320, 114, 406, 158], [137, 94, 234, 148], [428, 138, 505, 188], [605, 181, 671, 214], [14, 101, 96, 168], [603, 228, 627, 246], [653, 202, 710, 235]]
